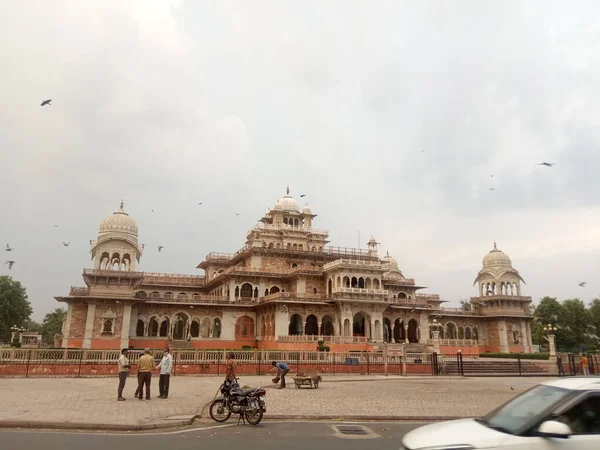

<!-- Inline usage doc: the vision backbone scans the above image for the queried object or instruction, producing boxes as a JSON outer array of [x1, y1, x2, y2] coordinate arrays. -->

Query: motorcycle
[[209, 378, 266, 425]]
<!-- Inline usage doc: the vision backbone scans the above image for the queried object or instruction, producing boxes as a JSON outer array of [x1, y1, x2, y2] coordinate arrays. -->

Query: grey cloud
[[1, 1, 600, 319]]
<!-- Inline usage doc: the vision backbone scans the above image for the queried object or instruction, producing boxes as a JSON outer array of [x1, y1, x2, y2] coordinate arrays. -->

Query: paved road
[[0, 420, 426, 450]]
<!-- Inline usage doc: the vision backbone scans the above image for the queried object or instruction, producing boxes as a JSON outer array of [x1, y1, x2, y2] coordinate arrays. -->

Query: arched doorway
[[305, 315, 318, 335], [159, 319, 169, 337], [322, 315, 334, 336], [383, 318, 392, 342], [289, 314, 303, 335], [173, 313, 188, 340], [353, 312, 370, 338], [394, 319, 405, 342], [408, 319, 419, 343], [136, 320, 145, 337]]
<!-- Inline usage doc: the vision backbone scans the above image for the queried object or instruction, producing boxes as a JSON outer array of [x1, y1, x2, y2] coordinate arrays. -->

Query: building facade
[[56, 189, 534, 354]]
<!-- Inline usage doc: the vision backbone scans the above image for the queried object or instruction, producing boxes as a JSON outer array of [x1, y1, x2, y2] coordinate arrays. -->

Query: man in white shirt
[[117, 348, 131, 401], [156, 348, 173, 399]]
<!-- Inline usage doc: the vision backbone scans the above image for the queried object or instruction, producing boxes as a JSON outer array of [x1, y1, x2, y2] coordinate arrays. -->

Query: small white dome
[[275, 187, 299, 212], [99, 201, 138, 237], [483, 242, 512, 268]]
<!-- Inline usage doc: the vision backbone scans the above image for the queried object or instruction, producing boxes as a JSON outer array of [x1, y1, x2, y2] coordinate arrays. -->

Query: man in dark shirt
[[272, 361, 289, 389]]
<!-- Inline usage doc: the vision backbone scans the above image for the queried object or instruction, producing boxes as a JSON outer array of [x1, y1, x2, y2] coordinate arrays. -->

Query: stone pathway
[[0, 375, 554, 430]]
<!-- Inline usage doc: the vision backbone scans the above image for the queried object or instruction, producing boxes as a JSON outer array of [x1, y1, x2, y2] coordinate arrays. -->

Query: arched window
[[136, 320, 145, 336], [102, 319, 114, 334], [213, 318, 221, 338], [446, 323, 457, 339], [235, 316, 255, 339]]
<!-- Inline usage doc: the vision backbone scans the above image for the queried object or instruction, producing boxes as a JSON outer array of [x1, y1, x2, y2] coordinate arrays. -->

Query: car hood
[[402, 419, 507, 449]]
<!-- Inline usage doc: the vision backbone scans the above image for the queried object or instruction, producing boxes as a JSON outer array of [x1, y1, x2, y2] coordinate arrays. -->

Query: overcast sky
[[1, 1, 599, 320]]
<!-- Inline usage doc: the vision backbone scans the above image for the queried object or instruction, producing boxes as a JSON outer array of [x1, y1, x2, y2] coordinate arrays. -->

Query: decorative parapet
[[331, 287, 388, 296], [323, 259, 386, 272], [69, 286, 90, 296], [141, 272, 205, 286]]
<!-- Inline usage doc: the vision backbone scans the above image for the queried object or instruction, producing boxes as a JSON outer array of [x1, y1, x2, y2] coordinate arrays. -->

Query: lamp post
[[429, 319, 442, 353], [10, 325, 26, 345], [543, 324, 558, 359]]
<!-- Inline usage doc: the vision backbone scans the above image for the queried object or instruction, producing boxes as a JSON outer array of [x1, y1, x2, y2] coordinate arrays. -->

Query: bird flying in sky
[[5, 261, 15, 270], [579, 281, 587, 287], [538, 162, 554, 167], [157, 246, 164, 252], [40, 99, 52, 106], [63, 242, 70, 247], [5, 244, 14, 251]]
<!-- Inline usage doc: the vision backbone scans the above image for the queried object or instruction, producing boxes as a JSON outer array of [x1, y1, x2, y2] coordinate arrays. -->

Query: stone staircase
[[440, 360, 553, 375]]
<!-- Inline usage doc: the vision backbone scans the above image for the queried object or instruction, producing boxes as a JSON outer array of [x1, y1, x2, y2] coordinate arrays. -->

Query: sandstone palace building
[[56, 189, 534, 355]]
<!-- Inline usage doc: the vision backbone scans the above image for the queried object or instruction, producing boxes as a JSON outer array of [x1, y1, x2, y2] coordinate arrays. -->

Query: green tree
[[589, 299, 600, 341], [459, 299, 472, 312], [560, 299, 591, 352], [24, 320, 42, 333], [531, 297, 563, 347], [40, 308, 66, 344], [0, 276, 33, 343]]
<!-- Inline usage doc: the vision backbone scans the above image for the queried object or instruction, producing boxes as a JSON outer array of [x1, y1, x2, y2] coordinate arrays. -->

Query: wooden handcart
[[292, 371, 322, 389]]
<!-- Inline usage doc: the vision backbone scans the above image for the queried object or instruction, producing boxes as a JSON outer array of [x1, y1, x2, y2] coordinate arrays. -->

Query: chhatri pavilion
[[56, 188, 534, 354]]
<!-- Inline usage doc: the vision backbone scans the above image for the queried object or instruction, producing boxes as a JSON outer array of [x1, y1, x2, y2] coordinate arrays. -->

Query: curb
[[262, 414, 463, 421], [0, 418, 194, 432]]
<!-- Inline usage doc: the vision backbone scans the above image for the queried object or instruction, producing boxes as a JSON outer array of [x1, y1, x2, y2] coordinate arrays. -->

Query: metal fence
[[0, 348, 597, 378]]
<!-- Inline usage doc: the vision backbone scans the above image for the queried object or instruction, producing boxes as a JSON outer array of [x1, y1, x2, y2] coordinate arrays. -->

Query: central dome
[[275, 187, 299, 212], [99, 201, 138, 237], [483, 242, 512, 268]]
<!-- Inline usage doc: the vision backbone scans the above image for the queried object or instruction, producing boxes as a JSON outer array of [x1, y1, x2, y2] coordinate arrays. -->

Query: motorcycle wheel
[[209, 399, 232, 422], [244, 398, 264, 425]]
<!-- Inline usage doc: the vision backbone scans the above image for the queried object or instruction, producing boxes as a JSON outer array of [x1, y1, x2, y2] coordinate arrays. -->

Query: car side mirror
[[536, 420, 572, 439]]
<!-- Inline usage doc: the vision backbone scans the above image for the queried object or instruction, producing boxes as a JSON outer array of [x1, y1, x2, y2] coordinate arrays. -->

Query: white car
[[401, 377, 600, 450]]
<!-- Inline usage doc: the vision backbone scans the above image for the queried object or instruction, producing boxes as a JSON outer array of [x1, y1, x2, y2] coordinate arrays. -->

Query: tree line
[[0, 276, 65, 345], [532, 296, 600, 353]]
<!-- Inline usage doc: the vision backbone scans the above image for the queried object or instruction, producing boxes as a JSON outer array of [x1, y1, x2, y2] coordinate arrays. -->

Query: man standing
[[117, 348, 131, 401], [271, 361, 289, 389], [156, 348, 173, 399], [225, 352, 237, 383], [137, 348, 154, 400], [581, 354, 590, 376]]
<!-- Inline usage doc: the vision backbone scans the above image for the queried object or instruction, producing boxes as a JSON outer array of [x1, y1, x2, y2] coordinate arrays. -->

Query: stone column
[[498, 319, 509, 353], [432, 330, 441, 353], [82, 302, 97, 349], [61, 302, 74, 348], [547, 334, 557, 358], [120, 304, 132, 349]]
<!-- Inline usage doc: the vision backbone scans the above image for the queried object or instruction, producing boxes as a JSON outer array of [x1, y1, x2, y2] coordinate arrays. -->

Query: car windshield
[[480, 384, 573, 435]]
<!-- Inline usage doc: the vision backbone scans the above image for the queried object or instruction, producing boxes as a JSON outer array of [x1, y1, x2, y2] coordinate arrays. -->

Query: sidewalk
[[0, 375, 552, 431]]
